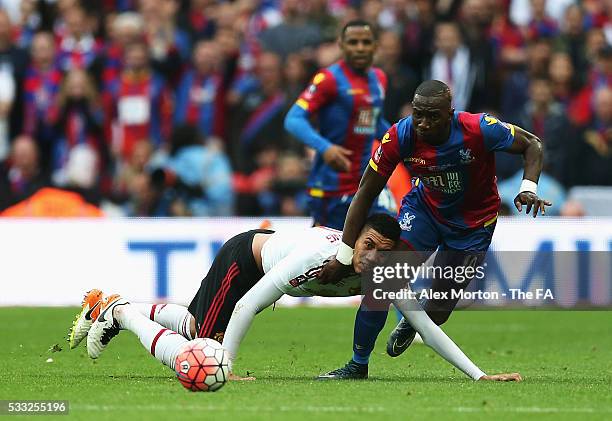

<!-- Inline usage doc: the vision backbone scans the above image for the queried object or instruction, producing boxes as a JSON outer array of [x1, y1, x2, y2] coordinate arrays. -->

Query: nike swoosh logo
[[97, 303, 113, 323], [392, 337, 411, 354], [85, 301, 100, 320]]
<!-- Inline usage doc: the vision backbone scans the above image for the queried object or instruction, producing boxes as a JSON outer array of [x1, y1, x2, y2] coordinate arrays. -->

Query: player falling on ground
[[69, 214, 520, 382], [284, 20, 396, 229], [317, 79, 551, 379]]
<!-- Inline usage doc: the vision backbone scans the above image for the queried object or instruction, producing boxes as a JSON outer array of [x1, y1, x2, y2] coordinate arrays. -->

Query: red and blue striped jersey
[[23, 66, 62, 136], [56, 36, 104, 72], [370, 111, 515, 229], [103, 72, 172, 159], [291, 60, 388, 197], [174, 70, 226, 138]]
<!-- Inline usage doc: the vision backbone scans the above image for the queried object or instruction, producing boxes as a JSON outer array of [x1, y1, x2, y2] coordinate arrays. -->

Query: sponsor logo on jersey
[[459, 148, 475, 164], [213, 331, 225, 343], [426, 163, 454, 171], [485, 115, 512, 132], [399, 212, 416, 231], [354, 107, 379, 135], [484, 115, 499, 125], [406, 157, 426, 165], [303, 73, 326, 101], [347, 88, 365, 95], [312, 73, 325, 85], [420, 171, 463, 194], [289, 259, 331, 287], [485, 115, 515, 137], [373, 145, 383, 163]]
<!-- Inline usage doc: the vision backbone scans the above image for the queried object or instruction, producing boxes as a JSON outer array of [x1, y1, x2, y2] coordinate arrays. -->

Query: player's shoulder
[[457, 111, 512, 131], [321, 64, 342, 80], [285, 226, 341, 262], [370, 66, 387, 82], [458, 111, 516, 151], [393, 116, 415, 142], [456, 111, 485, 132], [308, 67, 338, 91], [311, 226, 343, 245]]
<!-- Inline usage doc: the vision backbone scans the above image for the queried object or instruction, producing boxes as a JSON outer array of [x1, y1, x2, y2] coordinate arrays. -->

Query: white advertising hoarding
[[0, 217, 610, 306]]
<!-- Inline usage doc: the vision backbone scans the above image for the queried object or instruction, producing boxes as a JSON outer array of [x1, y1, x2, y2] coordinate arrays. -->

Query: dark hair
[[341, 19, 377, 40], [169, 124, 202, 156], [414, 80, 452, 99], [363, 213, 401, 242]]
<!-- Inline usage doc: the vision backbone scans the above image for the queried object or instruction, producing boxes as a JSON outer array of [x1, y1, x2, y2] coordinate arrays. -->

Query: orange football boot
[[68, 289, 104, 349]]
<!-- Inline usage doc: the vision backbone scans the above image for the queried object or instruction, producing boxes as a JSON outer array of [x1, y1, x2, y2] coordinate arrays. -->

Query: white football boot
[[68, 289, 104, 349], [87, 294, 129, 359]]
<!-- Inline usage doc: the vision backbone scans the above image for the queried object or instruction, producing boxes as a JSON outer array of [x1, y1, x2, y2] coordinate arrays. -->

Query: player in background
[[284, 20, 396, 230], [317, 79, 551, 379], [69, 214, 520, 382]]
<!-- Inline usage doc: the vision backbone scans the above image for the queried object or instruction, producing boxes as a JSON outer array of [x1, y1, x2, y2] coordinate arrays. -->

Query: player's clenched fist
[[514, 191, 552, 218], [323, 145, 353, 172], [317, 258, 351, 284]]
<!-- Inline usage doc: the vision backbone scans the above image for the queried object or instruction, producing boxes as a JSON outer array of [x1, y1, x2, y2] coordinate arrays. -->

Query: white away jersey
[[260, 227, 362, 297]]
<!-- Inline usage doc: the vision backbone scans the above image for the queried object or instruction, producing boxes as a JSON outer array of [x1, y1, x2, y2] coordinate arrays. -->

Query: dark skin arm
[[504, 125, 552, 217], [318, 166, 388, 284], [319, 125, 550, 283]]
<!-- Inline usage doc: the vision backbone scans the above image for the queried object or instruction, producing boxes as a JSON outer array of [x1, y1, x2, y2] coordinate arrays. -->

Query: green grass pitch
[[1, 307, 611, 420]]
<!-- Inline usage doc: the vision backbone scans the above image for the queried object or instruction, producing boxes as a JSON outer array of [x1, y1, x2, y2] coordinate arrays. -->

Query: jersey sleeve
[[393, 297, 486, 380], [373, 68, 388, 94], [294, 70, 337, 115], [221, 231, 336, 369], [479, 113, 516, 152], [369, 124, 402, 177]]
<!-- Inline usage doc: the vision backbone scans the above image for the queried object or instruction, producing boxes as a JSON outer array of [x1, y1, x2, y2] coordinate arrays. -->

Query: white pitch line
[[453, 406, 610, 414], [72, 404, 612, 414]]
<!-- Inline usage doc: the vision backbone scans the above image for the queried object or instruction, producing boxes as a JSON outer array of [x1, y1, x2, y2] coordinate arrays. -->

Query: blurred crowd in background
[[0, 0, 610, 217]]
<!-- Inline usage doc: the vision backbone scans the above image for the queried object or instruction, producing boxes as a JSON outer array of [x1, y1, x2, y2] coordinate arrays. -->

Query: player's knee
[[189, 315, 197, 339]]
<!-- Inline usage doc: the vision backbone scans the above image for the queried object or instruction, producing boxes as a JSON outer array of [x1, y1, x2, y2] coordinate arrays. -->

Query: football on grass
[[175, 338, 229, 392]]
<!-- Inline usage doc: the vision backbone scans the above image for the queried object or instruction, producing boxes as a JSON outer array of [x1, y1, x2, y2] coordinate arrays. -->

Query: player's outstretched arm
[[393, 297, 522, 382], [221, 277, 285, 377], [222, 246, 325, 377], [504, 125, 552, 217], [317, 167, 388, 284]]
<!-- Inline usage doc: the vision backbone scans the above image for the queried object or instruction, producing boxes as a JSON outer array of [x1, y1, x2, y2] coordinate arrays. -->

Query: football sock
[[115, 304, 188, 370], [132, 303, 195, 340], [352, 304, 388, 365]]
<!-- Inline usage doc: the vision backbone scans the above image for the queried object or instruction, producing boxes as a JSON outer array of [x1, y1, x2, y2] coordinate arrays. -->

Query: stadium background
[[0, 0, 611, 309], [0, 3, 611, 417]]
